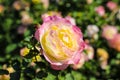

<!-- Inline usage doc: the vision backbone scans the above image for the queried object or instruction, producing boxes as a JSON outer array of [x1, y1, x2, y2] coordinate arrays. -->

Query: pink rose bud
[[35, 15, 85, 70], [108, 34, 120, 52], [95, 6, 105, 16], [107, 1, 117, 11], [102, 25, 118, 40]]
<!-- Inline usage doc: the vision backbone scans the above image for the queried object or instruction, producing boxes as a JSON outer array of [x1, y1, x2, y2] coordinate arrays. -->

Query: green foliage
[[0, 0, 120, 80], [5, 44, 17, 53]]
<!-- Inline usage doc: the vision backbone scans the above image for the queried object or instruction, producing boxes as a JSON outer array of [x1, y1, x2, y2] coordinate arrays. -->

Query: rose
[[97, 48, 109, 69], [102, 25, 118, 40], [35, 15, 85, 70], [106, 1, 117, 11], [95, 6, 105, 16], [108, 34, 120, 52], [86, 25, 99, 37]]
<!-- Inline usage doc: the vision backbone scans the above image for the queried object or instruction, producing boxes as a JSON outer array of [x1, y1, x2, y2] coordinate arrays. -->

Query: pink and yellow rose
[[35, 15, 85, 70], [108, 34, 120, 52], [102, 25, 118, 40]]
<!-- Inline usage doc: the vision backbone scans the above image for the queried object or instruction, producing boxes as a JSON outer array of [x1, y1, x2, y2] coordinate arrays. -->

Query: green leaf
[[0, 34, 2, 40], [3, 18, 13, 31], [45, 73, 56, 80], [65, 73, 73, 80], [90, 77, 96, 80], [5, 43, 17, 53], [24, 30, 30, 37], [110, 59, 116, 65], [71, 71, 86, 80], [58, 72, 65, 80], [0, 57, 6, 62], [0, 69, 9, 75], [116, 53, 120, 59]]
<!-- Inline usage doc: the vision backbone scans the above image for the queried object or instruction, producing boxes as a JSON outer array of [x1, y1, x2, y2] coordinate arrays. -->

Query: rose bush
[[0, 0, 120, 80]]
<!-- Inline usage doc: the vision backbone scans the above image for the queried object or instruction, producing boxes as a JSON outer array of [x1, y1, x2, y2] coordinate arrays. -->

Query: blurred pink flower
[[102, 25, 118, 40], [41, 0, 49, 9], [71, 53, 86, 70], [13, 1, 22, 10], [84, 45, 94, 60], [17, 25, 27, 34], [106, 1, 117, 11], [35, 15, 85, 70], [21, 15, 33, 25], [21, 11, 33, 25], [100, 60, 108, 69], [87, 25, 99, 37], [95, 6, 105, 16], [13, 1, 30, 11], [108, 34, 120, 52]]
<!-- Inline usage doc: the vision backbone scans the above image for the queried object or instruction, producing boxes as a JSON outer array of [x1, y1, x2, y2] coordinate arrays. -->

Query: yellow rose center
[[41, 25, 78, 62], [105, 29, 115, 39]]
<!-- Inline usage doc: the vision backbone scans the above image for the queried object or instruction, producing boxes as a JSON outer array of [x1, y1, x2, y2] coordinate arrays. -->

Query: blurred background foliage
[[0, 0, 120, 80]]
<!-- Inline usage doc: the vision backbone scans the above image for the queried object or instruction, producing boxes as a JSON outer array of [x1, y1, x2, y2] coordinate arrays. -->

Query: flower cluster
[[95, 1, 118, 17], [102, 25, 120, 52]]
